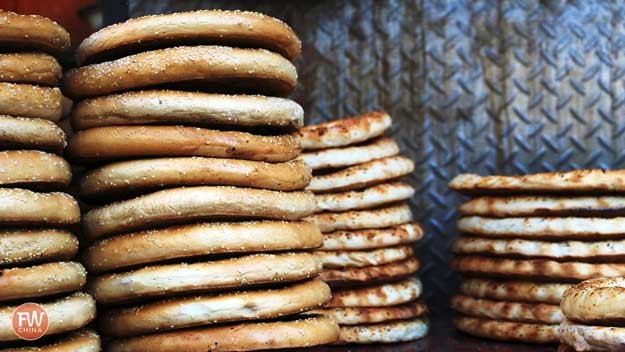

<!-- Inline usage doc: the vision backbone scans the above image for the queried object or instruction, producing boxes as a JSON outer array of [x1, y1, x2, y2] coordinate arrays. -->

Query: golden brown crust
[[316, 245, 414, 268], [0, 188, 79, 226], [321, 257, 419, 287], [561, 277, 625, 325], [459, 278, 571, 304], [459, 196, 625, 217], [84, 221, 321, 273], [0, 11, 70, 56], [315, 182, 415, 213], [0, 116, 66, 152], [299, 137, 399, 170], [0, 53, 61, 86], [83, 186, 316, 240], [63, 46, 297, 99], [454, 316, 559, 343], [67, 126, 301, 163], [451, 294, 563, 324], [0, 262, 86, 302], [0, 330, 101, 352], [336, 319, 428, 344], [306, 204, 412, 233], [327, 278, 422, 307], [0, 229, 78, 266], [298, 112, 392, 150], [320, 223, 423, 250], [0, 83, 62, 121], [311, 302, 427, 325], [559, 319, 625, 351], [0, 151, 71, 189], [76, 10, 301, 65]]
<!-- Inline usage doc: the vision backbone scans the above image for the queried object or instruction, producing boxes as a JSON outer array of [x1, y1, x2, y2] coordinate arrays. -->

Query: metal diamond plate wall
[[129, 0, 625, 319]]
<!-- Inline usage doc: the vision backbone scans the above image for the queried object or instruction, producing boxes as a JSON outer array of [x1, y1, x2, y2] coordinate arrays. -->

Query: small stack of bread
[[449, 170, 625, 344], [298, 112, 427, 344], [62, 11, 339, 351], [0, 10, 99, 351]]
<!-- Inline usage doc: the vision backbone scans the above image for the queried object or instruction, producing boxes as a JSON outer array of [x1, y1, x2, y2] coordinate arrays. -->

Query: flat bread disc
[[451, 294, 563, 324], [0, 83, 62, 121], [0, 262, 86, 302], [0, 188, 79, 226], [459, 278, 571, 304], [101, 280, 330, 337], [76, 10, 301, 65], [0, 53, 61, 86], [336, 319, 428, 344], [452, 256, 625, 281], [459, 196, 625, 217], [0, 330, 101, 352], [299, 137, 399, 170], [0, 293, 95, 342], [306, 204, 412, 233], [71, 91, 303, 130], [0, 10, 70, 56], [315, 182, 415, 212], [84, 221, 321, 273], [67, 126, 300, 163], [90, 252, 322, 304], [327, 278, 422, 307], [298, 112, 392, 150], [311, 302, 426, 325], [454, 316, 559, 343], [307, 156, 414, 193], [0, 151, 71, 189], [316, 245, 414, 268], [0, 229, 78, 266], [63, 46, 297, 99], [107, 315, 340, 352], [561, 277, 625, 325], [83, 186, 316, 240], [80, 158, 311, 200], [559, 319, 625, 352], [320, 223, 423, 250], [0, 116, 66, 152], [321, 257, 419, 287]]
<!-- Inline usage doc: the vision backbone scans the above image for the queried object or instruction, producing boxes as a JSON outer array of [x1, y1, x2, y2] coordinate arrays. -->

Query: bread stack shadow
[[449, 170, 625, 344], [61, 10, 339, 351], [299, 112, 428, 344], [0, 10, 99, 351]]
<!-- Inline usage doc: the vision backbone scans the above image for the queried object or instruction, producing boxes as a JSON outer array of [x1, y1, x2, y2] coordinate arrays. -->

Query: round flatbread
[[83, 186, 316, 240], [454, 316, 559, 343], [306, 204, 412, 233], [84, 221, 321, 273], [0, 188, 79, 226], [76, 10, 301, 65], [0, 83, 62, 121], [298, 112, 392, 150], [307, 156, 414, 193], [451, 295, 563, 324], [0, 53, 61, 86], [0, 151, 71, 189], [0, 330, 101, 352], [449, 170, 625, 195], [561, 277, 625, 325], [299, 137, 399, 170], [90, 252, 322, 304], [80, 158, 311, 200], [71, 91, 303, 131], [67, 126, 300, 163], [63, 46, 297, 99], [459, 278, 571, 304], [107, 315, 339, 352], [311, 302, 426, 325], [316, 245, 414, 268], [0, 293, 95, 342], [315, 182, 415, 212], [452, 256, 625, 281], [0, 116, 66, 152], [327, 278, 422, 307], [320, 223, 423, 250], [101, 280, 330, 337], [336, 319, 428, 344], [559, 319, 625, 352], [0, 262, 86, 302], [459, 196, 625, 217], [321, 257, 419, 287], [458, 216, 625, 240], [0, 229, 78, 266], [0, 10, 70, 56]]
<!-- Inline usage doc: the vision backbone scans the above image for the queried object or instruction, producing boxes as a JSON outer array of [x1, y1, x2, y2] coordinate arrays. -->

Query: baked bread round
[[0, 229, 78, 266], [298, 112, 392, 150], [107, 315, 340, 352], [306, 204, 412, 233], [316, 245, 414, 268], [0, 10, 70, 56], [0, 293, 95, 342], [559, 319, 625, 352], [451, 295, 563, 324], [0, 151, 71, 189], [321, 257, 419, 287], [0, 188, 79, 226], [76, 10, 301, 65], [459, 196, 625, 217], [101, 280, 330, 337], [307, 156, 414, 193], [336, 319, 428, 344], [321, 223, 423, 250], [311, 302, 426, 325], [84, 221, 321, 273], [0, 53, 61, 86], [80, 158, 311, 200], [328, 278, 422, 307], [90, 253, 322, 304], [299, 137, 399, 170], [561, 277, 625, 325], [0, 262, 86, 302], [63, 46, 297, 99], [459, 278, 571, 304], [83, 186, 316, 240], [454, 316, 559, 343], [0, 115, 66, 152], [0, 83, 62, 121], [67, 126, 300, 163], [315, 182, 415, 213], [0, 330, 101, 352]]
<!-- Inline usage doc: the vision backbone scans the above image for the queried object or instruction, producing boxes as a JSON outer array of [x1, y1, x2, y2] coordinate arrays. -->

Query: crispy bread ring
[[299, 137, 399, 170], [0, 116, 66, 152], [559, 318, 625, 352], [0, 262, 86, 302], [321, 257, 419, 287], [454, 316, 559, 343], [306, 204, 412, 233], [459, 196, 625, 217], [0, 10, 70, 56], [315, 182, 415, 213], [459, 278, 571, 304], [0, 229, 78, 266], [0, 83, 62, 121], [451, 295, 563, 324], [316, 245, 414, 268], [0, 53, 61, 86], [0, 188, 79, 226], [0, 330, 100, 352], [561, 277, 625, 325], [0, 151, 71, 189], [336, 319, 428, 344], [298, 112, 392, 150], [327, 278, 422, 307], [321, 223, 423, 250], [311, 302, 427, 325]]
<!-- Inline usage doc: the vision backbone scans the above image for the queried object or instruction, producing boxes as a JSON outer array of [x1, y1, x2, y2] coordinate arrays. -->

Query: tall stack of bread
[[0, 10, 99, 351], [61, 11, 339, 351], [449, 170, 625, 344], [298, 112, 428, 344]]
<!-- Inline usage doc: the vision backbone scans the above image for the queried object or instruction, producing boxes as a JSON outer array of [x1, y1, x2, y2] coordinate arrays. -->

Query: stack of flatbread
[[0, 10, 99, 351], [449, 170, 625, 344], [299, 112, 428, 344], [62, 10, 339, 351]]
